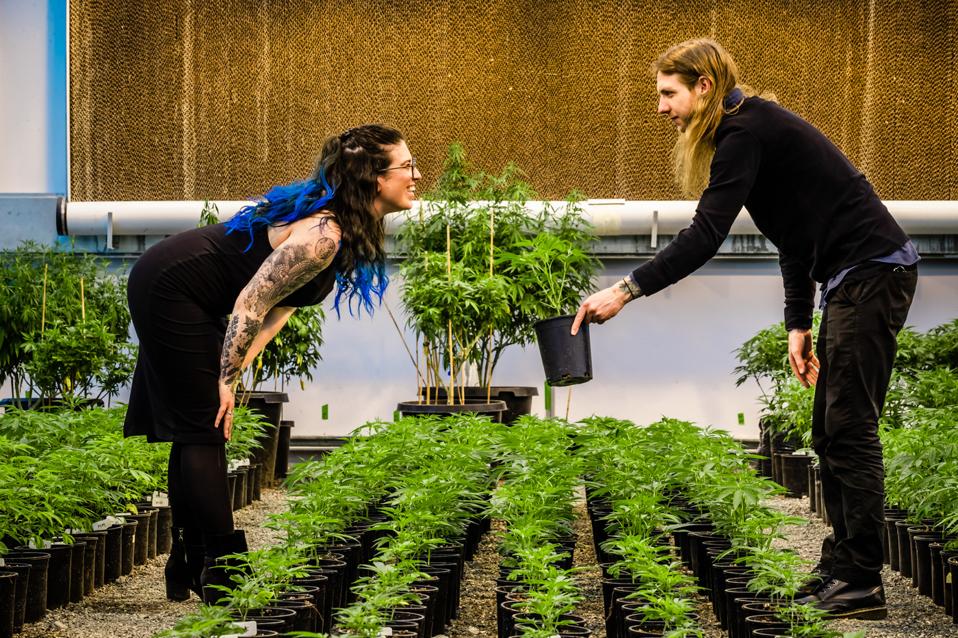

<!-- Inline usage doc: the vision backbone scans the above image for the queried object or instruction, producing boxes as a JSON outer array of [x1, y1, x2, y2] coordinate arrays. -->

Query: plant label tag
[[151, 491, 170, 507], [378, 628, 393, 637], [0, 558, 5, 566]]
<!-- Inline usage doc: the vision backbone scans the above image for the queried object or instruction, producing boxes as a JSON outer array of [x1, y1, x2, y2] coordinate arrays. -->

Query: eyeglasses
[[379, 157, 417, 178]]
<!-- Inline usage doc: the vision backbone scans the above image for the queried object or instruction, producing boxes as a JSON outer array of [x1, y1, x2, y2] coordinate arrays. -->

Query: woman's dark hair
[[225, 124, 402, 316]]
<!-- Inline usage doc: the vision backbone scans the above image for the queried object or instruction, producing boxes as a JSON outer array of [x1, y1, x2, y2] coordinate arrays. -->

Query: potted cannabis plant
[[0, 242, 133, 409], [499, 218, 599, 387], [395, 143, 597, 416]]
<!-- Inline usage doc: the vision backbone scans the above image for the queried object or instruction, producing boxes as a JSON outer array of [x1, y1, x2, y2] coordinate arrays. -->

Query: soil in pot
[[3, 551, 48, 622], [534, 315, 592, 386]]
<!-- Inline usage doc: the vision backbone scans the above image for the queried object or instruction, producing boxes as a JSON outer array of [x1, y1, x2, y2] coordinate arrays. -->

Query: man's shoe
[[794, 571, 830, 602], [803, 578, 888, 620]]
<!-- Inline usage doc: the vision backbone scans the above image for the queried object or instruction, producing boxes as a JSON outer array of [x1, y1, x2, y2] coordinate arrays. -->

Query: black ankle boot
[[165, 527, 205, 601], [164, 527, 191, 600], [200, 529, 248, 604]]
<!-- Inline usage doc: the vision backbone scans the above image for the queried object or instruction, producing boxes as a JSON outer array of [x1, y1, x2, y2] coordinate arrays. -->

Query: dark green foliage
[[0, 241, 132, 400]]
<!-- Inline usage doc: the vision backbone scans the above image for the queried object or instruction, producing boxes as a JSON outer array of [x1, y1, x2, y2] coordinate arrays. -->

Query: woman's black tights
[[168, 442, 234, 535]]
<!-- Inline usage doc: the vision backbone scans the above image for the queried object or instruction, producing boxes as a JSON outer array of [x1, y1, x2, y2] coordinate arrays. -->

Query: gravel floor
[[16, 488, 289, 638], [14, 488, 957, 638], [767, 495, 958, 638], [445, 490, 727, 638]]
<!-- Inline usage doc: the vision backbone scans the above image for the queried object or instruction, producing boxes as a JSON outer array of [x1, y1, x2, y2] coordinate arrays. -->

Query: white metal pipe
[[60, 199, 958, 237]]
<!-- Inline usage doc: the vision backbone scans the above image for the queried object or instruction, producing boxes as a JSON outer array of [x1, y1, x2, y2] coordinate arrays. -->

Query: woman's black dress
[[123, 223, 335, 444]]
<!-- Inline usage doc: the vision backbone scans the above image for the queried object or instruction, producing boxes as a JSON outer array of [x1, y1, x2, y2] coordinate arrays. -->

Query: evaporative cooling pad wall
[[70, 1, 957, 202]]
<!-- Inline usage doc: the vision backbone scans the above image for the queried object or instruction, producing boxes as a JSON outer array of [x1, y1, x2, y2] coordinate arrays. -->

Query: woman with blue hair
[[123, 124, 420, 602]]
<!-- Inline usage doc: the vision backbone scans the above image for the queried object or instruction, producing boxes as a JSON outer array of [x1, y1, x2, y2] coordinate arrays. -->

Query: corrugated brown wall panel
[[70, 0, 957, 201]]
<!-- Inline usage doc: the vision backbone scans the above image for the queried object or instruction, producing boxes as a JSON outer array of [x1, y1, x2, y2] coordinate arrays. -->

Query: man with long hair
[[573, 39, 918, 619]]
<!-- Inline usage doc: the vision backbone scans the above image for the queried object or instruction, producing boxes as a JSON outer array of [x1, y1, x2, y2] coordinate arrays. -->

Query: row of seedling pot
[[793, 365, 958, 625], [875, 369, 958, 624], [159, 414, 505, 638], [575, 416, 858, 638], [492, 417, 589, 637], [0, 405, 271, 638]]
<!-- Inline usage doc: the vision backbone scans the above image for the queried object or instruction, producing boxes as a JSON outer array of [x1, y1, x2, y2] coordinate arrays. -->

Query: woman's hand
[[788, 328, 820, 388], [214, 381, 235, 441]]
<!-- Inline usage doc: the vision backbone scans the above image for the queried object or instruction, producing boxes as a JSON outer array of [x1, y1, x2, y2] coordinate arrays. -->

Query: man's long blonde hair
[[654, 39, 748, 197]]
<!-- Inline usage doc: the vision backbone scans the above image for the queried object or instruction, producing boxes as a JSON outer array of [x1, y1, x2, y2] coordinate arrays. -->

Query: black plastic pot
[[420, 386, 539, 425], [126, 512, 152, 567], [120, 520, 138, 576], [154, 506, 173, 555], [65, 540, 88, 602], [240, 391, 288, 487], [276, 420, 294, 480], [0, 571, 16, 638], [41, 543, 73, 610], [948, 556, 958, 622], [3, 551, 48, 622], [231, 469, 248, 511], [778, 452, 813, 497], [808, 462, 818, 513], [103, 524, 123, 583], [73, 532, 107, 592], [246, 463, 260, 503], [2, 562, 30, 631], [534, 315, 592, 386], [397, 399, 507, 422]]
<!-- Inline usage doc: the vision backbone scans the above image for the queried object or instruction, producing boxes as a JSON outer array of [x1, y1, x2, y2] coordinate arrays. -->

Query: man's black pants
[[812, 262, 917, 586]]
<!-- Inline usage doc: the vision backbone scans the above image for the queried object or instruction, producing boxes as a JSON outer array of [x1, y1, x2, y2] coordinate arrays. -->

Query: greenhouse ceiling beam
[[58, 199, 958, 241]]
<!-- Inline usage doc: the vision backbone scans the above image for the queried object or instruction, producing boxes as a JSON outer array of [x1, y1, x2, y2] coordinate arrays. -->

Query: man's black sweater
[[630, 96, 909, 331]]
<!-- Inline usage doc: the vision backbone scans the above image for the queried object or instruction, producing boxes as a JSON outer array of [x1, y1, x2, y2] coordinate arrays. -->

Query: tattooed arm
[[215, 221, 340, 437], [242, 305, 296, 369]]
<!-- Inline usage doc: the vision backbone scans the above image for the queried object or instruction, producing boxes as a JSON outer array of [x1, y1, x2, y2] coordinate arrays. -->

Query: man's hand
[[571, 279, 635, 335], [788, 328, 820, 388]]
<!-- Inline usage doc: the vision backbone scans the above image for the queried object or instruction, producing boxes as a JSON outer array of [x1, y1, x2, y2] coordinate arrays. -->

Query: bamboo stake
[[565, 387, 573, 422], [79, 277, 86, 321], [41, 263, 48, 335], [487, 206, 495, 403], [447, 222, 454, 406]]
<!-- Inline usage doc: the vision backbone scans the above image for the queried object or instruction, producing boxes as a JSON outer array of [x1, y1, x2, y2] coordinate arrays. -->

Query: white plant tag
[[151, 491, 170, 507], [378, 628, 394, 637], [0, 557, 5, 566], [93, 515, 124, 531]]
